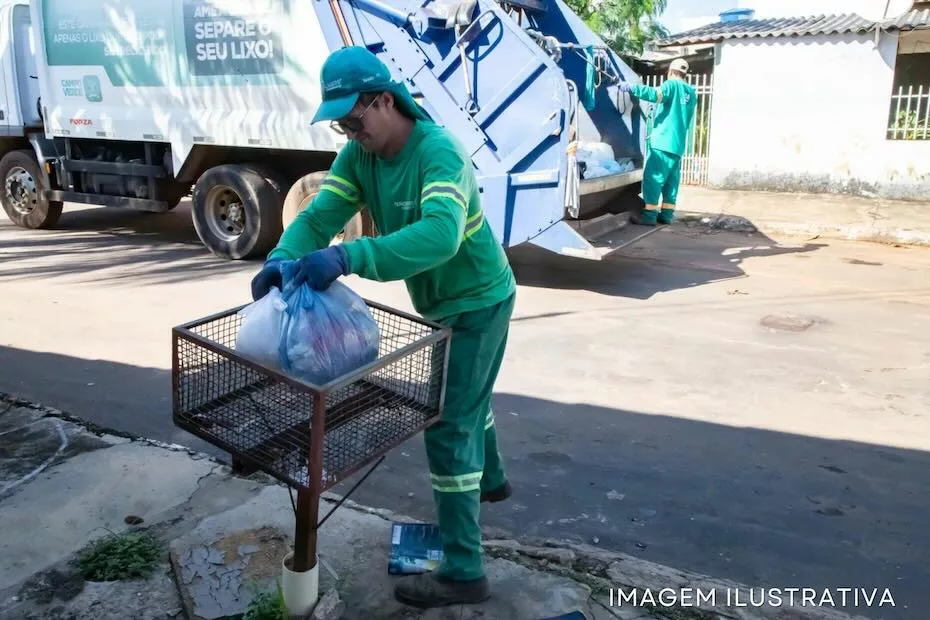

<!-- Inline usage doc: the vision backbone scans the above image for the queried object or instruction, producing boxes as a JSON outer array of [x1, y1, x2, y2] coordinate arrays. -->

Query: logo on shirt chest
[[394, 200, 416, 210]]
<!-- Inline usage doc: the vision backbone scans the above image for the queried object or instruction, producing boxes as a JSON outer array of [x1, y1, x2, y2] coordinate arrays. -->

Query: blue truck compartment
[[312, 0, 646, 258]]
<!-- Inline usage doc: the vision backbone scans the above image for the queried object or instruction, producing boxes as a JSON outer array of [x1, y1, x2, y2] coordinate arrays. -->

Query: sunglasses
[[330, 96, 379, 135]]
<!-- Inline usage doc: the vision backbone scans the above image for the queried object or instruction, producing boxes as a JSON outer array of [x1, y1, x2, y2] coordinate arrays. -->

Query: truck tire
[[191, 164, 283, 260], [281, 172, 376, 242], [250, 164, 289, 200], [282, 171, 326, 230], [0, 149, 63, 229]]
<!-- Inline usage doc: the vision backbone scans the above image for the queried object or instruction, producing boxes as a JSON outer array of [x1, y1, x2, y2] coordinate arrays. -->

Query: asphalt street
[[1, 201, 928, 618]]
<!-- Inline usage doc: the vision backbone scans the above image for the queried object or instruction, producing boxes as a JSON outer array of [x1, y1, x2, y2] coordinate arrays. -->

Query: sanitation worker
[[249, 46, 516, 609], [620, 57, 697, 226]]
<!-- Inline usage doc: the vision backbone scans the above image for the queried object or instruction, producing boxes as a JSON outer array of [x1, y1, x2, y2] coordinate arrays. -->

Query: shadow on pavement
[[0, 345, 220, 459], [0, 344, 925, 617], [0, 202, 251, 285], [3, 201, 827, 298], [507, 226, 827, 299], [348, 392, 927, 620]]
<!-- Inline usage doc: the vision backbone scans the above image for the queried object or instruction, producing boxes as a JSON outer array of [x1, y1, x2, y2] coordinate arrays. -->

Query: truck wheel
[[191, 164, 283, 259], [0, 149, 63, 229], [282, 171, 326, 230], [281, 172, 377, 243], [250, 164, 289, 200]]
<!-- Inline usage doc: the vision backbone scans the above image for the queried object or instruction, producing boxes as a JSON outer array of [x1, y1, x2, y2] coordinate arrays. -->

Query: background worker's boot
[[630, 208, 658, 226], [394, 573, 490, 608], [658, 208, 676, 225]]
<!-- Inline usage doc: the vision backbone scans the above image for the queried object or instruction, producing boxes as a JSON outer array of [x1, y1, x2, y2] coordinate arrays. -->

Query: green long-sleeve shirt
[[269, 119, 515, 322], [630, 78, 697, 157]]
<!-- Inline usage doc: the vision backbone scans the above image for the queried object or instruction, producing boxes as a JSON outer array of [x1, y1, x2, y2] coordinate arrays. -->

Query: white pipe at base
[[281, 551, 320, 616]]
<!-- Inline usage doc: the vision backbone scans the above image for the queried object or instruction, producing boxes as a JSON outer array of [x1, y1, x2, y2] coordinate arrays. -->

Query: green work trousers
[[642, 148, 682, 206], [425, 292, 514, 581]]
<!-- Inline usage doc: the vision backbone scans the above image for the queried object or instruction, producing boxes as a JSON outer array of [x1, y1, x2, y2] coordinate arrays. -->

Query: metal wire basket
[[171, 300, 450, 493]]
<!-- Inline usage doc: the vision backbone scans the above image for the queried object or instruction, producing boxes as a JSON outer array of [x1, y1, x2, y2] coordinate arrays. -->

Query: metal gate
[[642, 73, 714, 186]]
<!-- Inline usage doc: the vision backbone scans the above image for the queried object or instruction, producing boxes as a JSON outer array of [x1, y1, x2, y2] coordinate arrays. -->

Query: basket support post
[[292, 391, 327, 572], [293, 489, 319, 571]]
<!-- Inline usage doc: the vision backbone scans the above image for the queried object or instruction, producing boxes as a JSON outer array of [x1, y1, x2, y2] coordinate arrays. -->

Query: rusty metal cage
[[171, 300, 450, 493]]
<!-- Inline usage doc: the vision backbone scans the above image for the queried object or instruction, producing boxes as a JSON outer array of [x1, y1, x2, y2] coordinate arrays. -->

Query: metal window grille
[[888, 84, 930, 140]]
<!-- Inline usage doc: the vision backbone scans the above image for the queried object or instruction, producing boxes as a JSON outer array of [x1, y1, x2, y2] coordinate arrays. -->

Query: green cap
[[311, 46, 430, 124]]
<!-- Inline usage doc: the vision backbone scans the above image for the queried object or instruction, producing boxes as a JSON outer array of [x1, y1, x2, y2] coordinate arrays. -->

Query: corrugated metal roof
[[883, 8, 930, 30], [655, 14, 876, 47]]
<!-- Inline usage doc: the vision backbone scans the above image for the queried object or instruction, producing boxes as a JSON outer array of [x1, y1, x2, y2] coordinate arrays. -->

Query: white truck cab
[[0, 0, 41, 134], [0, 0, 56, 229]]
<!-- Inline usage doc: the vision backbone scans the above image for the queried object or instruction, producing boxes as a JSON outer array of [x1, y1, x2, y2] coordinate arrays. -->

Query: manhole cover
[[760, 315, 818, 332]]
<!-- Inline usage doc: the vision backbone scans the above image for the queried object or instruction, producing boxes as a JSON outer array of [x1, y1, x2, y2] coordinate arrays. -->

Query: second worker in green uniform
[[621, 57, 697, 226], [249, 46, 516, 609]]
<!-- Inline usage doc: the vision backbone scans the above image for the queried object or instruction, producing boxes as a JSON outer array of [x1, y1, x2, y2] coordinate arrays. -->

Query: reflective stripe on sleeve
[[321, 175, 360, 203], [464, 211, 484, 240], [422, 181, 467, 213]]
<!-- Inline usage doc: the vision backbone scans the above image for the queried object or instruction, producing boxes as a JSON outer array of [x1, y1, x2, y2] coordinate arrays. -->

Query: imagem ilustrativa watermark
[[609, 587, 896, 609]]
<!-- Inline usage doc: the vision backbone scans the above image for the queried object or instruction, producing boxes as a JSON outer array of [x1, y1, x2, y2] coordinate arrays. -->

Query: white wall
[[706, 31, 930, 200]]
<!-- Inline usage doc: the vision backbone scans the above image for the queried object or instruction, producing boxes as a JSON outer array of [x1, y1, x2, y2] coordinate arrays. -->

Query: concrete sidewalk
[[0, 395, 880, 620], [675, 187, 930, 246]]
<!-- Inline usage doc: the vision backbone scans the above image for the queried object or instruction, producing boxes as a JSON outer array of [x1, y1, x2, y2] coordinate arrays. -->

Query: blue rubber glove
[[250, 258, 287, 301], [618, 82, 632, 93], [286, 246, 350, 291]]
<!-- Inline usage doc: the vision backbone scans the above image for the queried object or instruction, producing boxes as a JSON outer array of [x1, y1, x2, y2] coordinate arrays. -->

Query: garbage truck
[[0, 0, 647, 260]]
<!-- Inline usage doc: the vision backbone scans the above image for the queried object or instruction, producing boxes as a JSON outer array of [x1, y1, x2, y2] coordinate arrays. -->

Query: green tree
[[564, 0, 669, 57]]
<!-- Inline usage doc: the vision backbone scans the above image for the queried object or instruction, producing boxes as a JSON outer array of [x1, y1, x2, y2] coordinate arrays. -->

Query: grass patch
[[244, 581, 288, 620], [75, 530, 162, 581]]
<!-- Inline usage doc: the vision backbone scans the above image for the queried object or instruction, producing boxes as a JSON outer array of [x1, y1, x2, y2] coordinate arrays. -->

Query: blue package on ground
[[388, 523, 444, 575], [278, 280, 380, 385]]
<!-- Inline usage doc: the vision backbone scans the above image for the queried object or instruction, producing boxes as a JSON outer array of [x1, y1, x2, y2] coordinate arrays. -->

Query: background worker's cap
[[670, 58, 689, 74], [312, 46, 430, 124]]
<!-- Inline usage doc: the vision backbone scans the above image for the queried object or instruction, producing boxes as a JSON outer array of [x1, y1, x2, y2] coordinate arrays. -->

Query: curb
[[481, 538, 876, 620], [2, 395, 880, 620], [674, 212, 930, 247], [0, 391, 221, 461]]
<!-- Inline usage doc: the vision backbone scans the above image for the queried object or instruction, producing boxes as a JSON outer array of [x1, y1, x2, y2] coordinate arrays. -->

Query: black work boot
[[629, 209, 658, 226], [394, 573, 491, 608], [657, 207, 676, 225], [480, 480, 512, 503]]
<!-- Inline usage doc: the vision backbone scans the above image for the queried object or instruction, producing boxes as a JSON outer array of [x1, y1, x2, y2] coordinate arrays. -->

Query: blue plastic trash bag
[[236, 281, 380, 385], [235, 286, 287, 369], [278, 281, 380, 384]]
